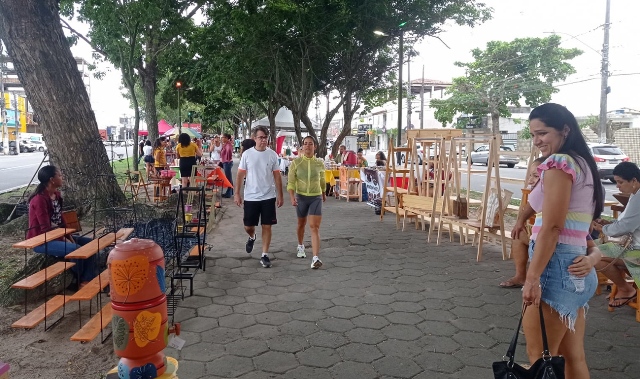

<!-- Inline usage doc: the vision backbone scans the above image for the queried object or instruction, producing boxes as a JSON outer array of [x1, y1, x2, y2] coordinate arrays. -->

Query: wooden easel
[[438, 134, 510, 260], [380, 140, 415, 229]]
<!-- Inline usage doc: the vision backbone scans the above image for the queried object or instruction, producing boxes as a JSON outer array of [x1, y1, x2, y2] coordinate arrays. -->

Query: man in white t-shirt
[[234, 126, 284, 267]]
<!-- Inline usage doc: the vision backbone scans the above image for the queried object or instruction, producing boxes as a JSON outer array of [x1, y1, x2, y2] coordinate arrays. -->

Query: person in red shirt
[[28, 166, 96, 286], [220, 133, 234, 197]]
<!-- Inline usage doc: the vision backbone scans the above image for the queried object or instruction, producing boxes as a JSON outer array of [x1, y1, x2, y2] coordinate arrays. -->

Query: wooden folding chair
[[128, 171, 151, 201]]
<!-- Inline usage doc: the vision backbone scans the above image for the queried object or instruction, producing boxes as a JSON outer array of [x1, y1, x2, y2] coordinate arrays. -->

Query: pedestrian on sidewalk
[[221, 133, 234, 197], [287, 136, 326, 269], [234, 126, 284, 268]]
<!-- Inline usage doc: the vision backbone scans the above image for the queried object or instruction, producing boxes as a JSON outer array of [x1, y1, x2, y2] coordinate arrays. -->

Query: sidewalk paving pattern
[[168, 181, 640, 378]]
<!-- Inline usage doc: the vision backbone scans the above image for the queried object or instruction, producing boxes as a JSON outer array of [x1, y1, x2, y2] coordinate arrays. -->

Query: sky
[[69, 0, 640, 128]]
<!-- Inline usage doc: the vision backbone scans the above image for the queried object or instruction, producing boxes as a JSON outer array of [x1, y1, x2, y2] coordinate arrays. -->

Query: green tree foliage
[[431, 35, 582, 133], [64, 0, 202, 148], [180, 0, 491, 156]]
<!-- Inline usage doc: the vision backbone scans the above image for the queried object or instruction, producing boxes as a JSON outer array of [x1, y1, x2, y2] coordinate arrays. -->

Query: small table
[[149, 177, 172, 202]]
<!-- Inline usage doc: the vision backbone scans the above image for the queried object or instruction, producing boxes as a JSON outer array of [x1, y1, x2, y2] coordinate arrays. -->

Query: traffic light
[[3, 93, 10, 109], [187, 110, 195, 123]]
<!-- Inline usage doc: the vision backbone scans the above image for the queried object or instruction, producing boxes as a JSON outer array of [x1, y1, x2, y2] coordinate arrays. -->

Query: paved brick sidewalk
[[167, 193, 640, 378]]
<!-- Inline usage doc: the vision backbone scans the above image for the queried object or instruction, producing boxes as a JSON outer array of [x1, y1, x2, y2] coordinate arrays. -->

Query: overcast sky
[[71, 0, 640, 128]]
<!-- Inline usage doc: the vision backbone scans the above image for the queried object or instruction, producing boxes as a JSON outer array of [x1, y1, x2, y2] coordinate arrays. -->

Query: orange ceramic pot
[[108, 238, 166, 303], [108, 238, 170, 378]]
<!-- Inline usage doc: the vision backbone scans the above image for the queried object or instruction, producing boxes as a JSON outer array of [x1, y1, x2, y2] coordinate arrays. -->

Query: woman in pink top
[[523, 103, 603, 378]]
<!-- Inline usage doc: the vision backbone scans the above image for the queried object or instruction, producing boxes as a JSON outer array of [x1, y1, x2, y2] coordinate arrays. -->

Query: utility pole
[[0, 46, 7, 155], [13, 92, 19, 155], [406, 58, 412, 132], [420, 65, 425, 129], [598, 0, 611, 143]]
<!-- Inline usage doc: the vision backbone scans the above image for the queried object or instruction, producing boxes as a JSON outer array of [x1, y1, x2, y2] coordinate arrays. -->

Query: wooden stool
[[595, 271, 610, 295]]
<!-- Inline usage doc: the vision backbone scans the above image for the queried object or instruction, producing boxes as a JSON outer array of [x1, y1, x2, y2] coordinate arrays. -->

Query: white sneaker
[[311, 256, 322, 269], [296, 245, 306, 258]]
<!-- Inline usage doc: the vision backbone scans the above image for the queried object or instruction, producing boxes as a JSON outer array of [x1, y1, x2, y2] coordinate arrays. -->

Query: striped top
[[529, 154, 595, 247]]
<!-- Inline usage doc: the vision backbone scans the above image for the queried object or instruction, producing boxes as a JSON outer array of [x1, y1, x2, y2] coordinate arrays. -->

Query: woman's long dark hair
[[529, 103, 604, 219], [178, 133, 190, 147], [153, 138, 163, 149], [28, 165, 58, 202]]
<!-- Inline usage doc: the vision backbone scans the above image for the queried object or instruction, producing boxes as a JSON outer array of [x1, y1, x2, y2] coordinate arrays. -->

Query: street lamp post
[[176, 81, 182, 135], [374, 24, 405, 163]]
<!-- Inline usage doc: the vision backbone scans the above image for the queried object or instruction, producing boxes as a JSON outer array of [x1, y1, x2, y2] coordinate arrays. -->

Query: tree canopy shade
[[186, 0, 491, 157], [431, 35, 582, 133], [0, 0, 125, 207]]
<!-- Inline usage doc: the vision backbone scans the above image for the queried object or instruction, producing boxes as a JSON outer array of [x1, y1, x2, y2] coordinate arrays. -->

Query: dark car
[[19, 143, 35, 153]]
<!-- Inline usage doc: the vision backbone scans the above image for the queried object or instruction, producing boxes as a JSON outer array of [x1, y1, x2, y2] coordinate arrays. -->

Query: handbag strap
[[504, 304, 526, 363], [539, 303, 552, 360], [505, 304, 553, 363]]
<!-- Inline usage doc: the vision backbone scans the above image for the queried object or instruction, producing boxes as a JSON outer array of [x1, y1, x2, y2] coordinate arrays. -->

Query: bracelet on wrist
[[525, 280, 541, 288]]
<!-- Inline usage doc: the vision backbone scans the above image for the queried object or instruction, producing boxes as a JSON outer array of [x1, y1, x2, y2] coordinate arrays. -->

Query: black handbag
[[493, 305, 565, 379]]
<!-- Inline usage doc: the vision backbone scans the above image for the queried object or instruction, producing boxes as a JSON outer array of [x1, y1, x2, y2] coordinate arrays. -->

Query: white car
[[588, 143, 629, 183], [30, 140, 46, 152]]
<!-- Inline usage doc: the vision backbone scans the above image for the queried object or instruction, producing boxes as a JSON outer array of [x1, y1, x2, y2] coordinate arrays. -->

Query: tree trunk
[[121, 66, 140, 171], [140, 62, 158, 142], [491, 111, 500, 134], [0, 0, 125, 208], [331, 96, 360, 157]]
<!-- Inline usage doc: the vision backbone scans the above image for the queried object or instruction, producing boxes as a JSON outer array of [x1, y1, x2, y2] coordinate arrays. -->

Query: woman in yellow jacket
[[287, 136, 326, 269]]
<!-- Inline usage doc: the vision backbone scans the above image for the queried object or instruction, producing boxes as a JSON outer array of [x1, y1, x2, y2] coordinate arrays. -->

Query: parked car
[[469, 145, 519, 168], [588, 143, 629, 183], [29, 140, 46, 151], [19, 142, 35, 153]]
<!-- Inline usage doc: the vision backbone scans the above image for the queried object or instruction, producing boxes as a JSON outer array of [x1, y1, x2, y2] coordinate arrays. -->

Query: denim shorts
[[528, 240, 597, 331]]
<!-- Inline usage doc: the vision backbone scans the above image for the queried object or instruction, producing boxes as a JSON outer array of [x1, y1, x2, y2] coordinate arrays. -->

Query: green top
[[357, 158, 368, 167], [287, 155, 326, 196]]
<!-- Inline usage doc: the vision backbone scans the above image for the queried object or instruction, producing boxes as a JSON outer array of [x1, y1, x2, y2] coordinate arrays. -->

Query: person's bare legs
[[558, 308, 590, 379], [261, 225, 272, 254], [523, 303, 566, 364], [596, 257, 636, 306], [244, 225, 256, 239], [308, 215, 322, 257], [297, 217, 307, 245], [500, 232, 529, 287], [181, 176, 189, 188]]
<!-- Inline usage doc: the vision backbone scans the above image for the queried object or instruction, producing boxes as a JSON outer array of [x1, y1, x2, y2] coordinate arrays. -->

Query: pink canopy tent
[[158, 119, 173, 134]]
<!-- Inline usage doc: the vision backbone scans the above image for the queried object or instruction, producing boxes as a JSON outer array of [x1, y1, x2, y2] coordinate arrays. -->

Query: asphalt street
[[0, 144, 132, 193], [0, 147, 621, 206]]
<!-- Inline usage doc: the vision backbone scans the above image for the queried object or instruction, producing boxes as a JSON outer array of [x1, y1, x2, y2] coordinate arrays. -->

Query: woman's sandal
[[499, 279, 524, 288], [609, 290, 637, 308]]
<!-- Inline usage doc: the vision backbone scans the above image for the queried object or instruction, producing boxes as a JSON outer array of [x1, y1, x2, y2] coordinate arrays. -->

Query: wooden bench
[[69, 270, 110, 302], [11, 261, 76, 289], [401, 194, 446, 243], [64, 228, 134, 260], [12, 228, 75, 249], [70, 303, 113, 342], [12, 295, 74, 329]]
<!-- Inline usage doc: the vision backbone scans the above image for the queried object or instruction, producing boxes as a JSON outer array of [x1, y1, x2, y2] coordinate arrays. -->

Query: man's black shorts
[[243, 198, 278, 226]]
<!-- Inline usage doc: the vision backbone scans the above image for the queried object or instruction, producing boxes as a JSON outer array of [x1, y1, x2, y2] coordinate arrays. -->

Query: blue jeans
[[222, 161, 234, 196], [34, 235, 97, 283]]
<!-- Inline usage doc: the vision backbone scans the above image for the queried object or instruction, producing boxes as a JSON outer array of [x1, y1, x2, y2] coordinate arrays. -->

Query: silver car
[[469, 145, 519, 168], [588, 143, 629, 183]]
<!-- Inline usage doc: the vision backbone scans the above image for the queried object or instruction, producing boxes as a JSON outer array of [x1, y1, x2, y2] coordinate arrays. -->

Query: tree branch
[[59, 18, 107, 57]]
